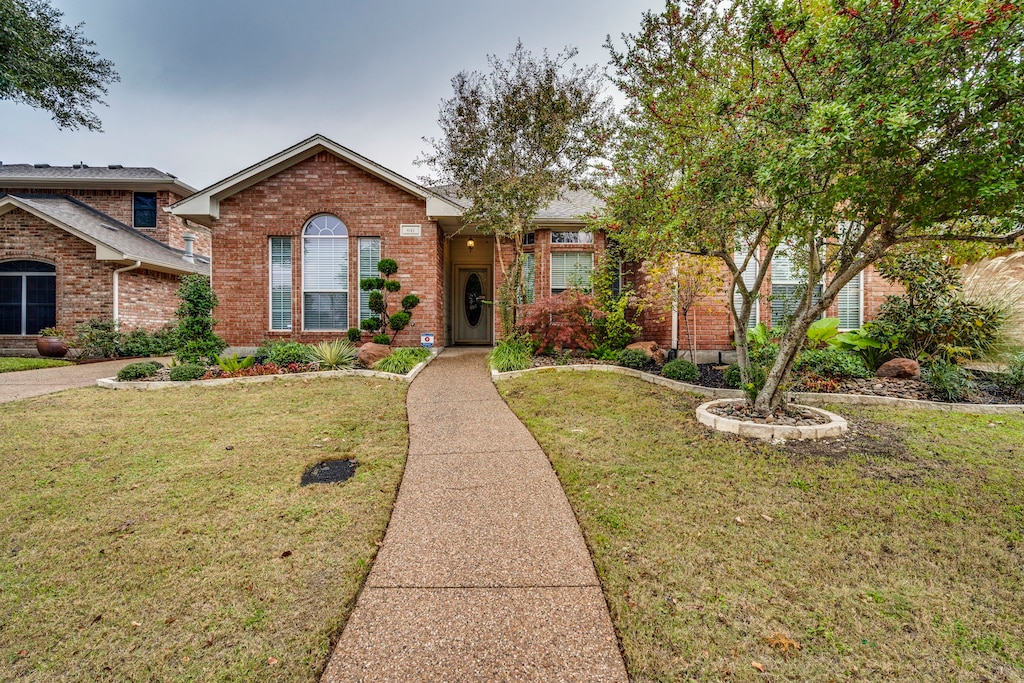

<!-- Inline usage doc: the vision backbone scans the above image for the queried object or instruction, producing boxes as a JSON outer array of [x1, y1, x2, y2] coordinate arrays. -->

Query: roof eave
[[0, 177, 195, 195]]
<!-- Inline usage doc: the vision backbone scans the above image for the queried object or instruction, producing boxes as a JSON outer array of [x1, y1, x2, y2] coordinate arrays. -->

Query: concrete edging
[[97, 348, 441, 390], [491, 363, 1024, 414], [696, 398, 848, 441]]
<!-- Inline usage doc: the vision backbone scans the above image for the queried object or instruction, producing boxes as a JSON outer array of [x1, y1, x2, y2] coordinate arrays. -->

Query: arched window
[[302, 215, 349, 330], [0, 260, 56, 335]]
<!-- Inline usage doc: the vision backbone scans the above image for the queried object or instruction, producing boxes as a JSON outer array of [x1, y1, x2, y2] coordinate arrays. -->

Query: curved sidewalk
[[322, 348, 627, 682]]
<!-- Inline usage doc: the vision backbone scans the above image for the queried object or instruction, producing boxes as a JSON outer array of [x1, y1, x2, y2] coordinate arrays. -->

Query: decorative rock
[[877, 358, 921, 379], [358, 342, 391, 367], [626, 341, 667, 365]]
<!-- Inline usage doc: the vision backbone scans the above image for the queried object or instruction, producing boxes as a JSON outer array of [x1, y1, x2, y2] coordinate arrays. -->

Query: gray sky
[[0, 0, 661, 190]]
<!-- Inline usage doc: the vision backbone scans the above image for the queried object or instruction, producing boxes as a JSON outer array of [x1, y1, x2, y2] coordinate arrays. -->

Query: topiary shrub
[[116, 361, 161, 382], [792, 347, 871, 380], [923, 360, 975, 402], [372, 334, 391, 345], [616, 348, 650, 370], [169, 363, 206, 382], [662, 358, 698, 382], [359, 258, 419, 343], [347, 327, 362, 343]]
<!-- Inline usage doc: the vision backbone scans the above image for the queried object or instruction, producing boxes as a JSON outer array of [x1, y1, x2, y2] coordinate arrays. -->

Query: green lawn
[[499, 371, 1024, 682], [0, 378, 408, 682], [0, 357, 72, 373]]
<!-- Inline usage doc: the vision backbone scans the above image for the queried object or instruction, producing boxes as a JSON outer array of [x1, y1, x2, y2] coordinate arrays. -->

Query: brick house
[[0, 165, 210, 355], [3, 133, 900, 356]]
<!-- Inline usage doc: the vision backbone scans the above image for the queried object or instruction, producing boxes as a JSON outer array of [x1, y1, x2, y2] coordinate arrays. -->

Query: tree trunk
[[753, 308, 821, 412]]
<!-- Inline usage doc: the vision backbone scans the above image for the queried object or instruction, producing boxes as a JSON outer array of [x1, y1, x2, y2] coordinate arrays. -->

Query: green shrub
[[347, 327, 362, 343], [995, 354, 1024, 398], [724, 363, 766, 391], [922, 361, 975, 402], [309, 340, 358, 370], [359, 258, 419, 342], [586, 344, 620, 361], [169, 363, 206, 382], [254, 340, 314, 366], [616, 348, 651, 370], [372, 334, 391, 345], [373, 347, 430, 374], [388, 311, 411, 332], [73, 318, 121, 359], [662, 358, 699, 382], [487, 334, 534, 372], [793, 347, 871, 379], [119, 328, 153, 356], [116, 361, 161, 382], [174, 274, 227, 364], [215, 354, 255, 373]]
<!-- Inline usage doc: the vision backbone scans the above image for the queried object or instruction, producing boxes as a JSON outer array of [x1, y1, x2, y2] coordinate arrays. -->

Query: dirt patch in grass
[[0, 357, 72, 373], [0, 377, 408, 682], [499, 372, 1024, 683]]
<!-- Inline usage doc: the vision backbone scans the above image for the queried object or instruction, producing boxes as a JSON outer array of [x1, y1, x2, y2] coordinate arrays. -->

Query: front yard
[[499, 371, 1024, 682], [0, 378, 408, 682], [0, 357, 72, 373]]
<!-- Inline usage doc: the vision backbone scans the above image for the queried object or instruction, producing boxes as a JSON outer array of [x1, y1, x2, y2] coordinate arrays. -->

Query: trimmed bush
[[347, 327, 362, 343], [662, 358, 698, 382], [372, 334, 391, 345], [793, 347, 871, 380], [169, 363, 206, 382], [373, 347, 430, 374], [116, 361, 161, 382], [923, 361, 975, 402], [616, 348, 651, 370]]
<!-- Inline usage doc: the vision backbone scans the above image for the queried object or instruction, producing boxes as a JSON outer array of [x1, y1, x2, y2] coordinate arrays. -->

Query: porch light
[[467, 237, 475, 253]]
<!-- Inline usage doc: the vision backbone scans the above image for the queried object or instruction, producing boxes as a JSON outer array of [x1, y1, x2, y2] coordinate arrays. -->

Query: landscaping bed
[[0, 378, 409, 682], [499, 371, 1024, 682]]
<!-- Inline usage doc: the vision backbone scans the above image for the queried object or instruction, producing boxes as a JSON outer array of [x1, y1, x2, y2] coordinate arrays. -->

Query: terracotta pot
[[36, 336, 68, 358]]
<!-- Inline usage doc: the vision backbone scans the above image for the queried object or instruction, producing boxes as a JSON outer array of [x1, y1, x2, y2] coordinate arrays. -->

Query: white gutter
[[113, 261, 142, 323]]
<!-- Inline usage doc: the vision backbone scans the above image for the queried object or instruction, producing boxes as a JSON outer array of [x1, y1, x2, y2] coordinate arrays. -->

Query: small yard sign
[[420, 333, 434, 348]]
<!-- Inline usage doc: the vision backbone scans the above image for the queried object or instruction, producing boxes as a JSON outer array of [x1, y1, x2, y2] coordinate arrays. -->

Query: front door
[[454, 266, 492, 345]]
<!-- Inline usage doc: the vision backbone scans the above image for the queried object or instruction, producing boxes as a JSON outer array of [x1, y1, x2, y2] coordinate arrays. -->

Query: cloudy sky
[[1, 0, 661, 191]]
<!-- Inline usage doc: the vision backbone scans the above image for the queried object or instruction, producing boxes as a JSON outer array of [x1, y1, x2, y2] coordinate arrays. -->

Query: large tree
[[0, 0, 118, 130], [600, 0, 1024, 412], [419, 41, 614, 334]]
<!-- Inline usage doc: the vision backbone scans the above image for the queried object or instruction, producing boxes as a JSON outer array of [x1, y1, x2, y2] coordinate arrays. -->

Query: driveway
[[0, 358, 168, 404]]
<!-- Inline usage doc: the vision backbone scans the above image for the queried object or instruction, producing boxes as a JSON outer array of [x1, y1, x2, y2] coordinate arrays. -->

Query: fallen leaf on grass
[[760, 513, 774, 522], [17, 649, 27, 657], [131, 621, 141, 627], [735, 516, 747, 525], [766, 633, 801, 653], [752, 660, 765, 672], [267, 657, 279, 665]]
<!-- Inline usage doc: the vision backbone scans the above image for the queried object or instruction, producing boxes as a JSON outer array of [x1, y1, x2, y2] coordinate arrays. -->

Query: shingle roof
[[0, 164, 196, 193], [427, 186, 602, 222], [0, 194, 208, 275]]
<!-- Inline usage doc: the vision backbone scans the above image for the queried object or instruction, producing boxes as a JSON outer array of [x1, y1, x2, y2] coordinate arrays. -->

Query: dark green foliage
[[591, 250, 641, 351], [401, 294, 420, 311], [388, 311, 411, 332], [173, 275, 226, 364], [372, 334, 391, 345], [487, 333, 534, 372], [118, 328, 153, 357], [73, 318, 120, 358], [116, 362, 161, 382], [0, 0, 119, 131], [875, 254, 1008, 361], [662, 358, 698, 382], [360, 277, 385, 291], [923, 361, 975, 402], [347, 327, 362, 343], [168, 363, 206, 382], [373, 347, 430, 374], [368, 291, 385, 314], [616, 348, 651, 370], [360, 317, 381, 332], [255, 341, 313, 366], [586, 344, 620, 361], [793, 348, 871, 380], [724, 364, 766, 392], [995, 354, 1024, 398], [377, 259, 398, 276], [383, 280, 401, 293]]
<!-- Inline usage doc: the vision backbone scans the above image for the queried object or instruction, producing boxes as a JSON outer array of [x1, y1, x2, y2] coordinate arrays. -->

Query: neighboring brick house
[[0, 165, 210, 354]]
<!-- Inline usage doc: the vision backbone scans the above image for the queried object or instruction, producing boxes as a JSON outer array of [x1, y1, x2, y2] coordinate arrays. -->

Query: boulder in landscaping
[[626, 341, 667, 365], [876, 357, 921, 379], [358, 342, 391, 367]]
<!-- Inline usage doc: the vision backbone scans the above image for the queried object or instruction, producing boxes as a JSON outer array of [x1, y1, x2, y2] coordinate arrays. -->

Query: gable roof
[[0, 164, 195, 194], [427, 186, 601, 225], [0, 194, 209, 276], [169, 134, 464, 226]]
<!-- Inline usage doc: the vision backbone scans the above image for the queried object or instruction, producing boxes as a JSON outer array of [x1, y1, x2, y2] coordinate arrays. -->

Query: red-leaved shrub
[[519, 290, 603, 352]]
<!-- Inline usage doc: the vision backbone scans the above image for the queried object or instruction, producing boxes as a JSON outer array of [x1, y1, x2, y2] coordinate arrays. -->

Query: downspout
[[113, 261, 142, 323], [670, 260, 679, 358]]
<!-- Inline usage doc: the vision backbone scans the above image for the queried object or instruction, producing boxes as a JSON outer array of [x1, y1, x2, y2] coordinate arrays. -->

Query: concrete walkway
[[0, 357, 162, 404], [322, 348, 627, 682]]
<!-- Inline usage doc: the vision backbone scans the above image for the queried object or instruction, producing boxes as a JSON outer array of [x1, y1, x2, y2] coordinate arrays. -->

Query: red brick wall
[[118, 268, 181, 331], [210, 152, 443, 346]]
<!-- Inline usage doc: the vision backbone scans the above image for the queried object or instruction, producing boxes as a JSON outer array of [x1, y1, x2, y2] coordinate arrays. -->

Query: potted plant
[[36, 327, 68, 358]]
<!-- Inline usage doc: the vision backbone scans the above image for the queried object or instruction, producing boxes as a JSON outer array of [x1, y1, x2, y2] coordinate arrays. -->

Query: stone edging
[[696, 398, 848, 441], [492, 363, 1024, 414], [97, 348, 440, 390]]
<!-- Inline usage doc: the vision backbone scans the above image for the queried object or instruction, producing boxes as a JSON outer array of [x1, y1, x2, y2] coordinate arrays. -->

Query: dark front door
[[454, 266, 492, 345]]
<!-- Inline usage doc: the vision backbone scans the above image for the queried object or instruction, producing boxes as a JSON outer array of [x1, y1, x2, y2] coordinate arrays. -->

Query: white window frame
[[269, 237, 292, 331], [550, 230, 594, 245], [358, 237, 381, 324], [550, 251, 594, 294], [301, 214, 349, 332]]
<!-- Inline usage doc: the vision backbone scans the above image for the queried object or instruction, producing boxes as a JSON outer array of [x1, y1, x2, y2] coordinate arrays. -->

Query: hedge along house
[[0, 165, 211, 355]]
